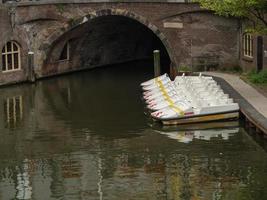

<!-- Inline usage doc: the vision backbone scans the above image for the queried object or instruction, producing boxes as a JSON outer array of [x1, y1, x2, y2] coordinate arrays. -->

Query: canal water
[[0, 61, 267, 200]]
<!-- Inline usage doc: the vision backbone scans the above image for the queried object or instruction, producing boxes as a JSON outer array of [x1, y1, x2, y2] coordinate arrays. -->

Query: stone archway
[[40, 8, 176, 77]]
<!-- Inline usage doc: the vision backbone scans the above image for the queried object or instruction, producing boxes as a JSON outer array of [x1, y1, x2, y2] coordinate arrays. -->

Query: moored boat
[[141, 73, 239, 125]]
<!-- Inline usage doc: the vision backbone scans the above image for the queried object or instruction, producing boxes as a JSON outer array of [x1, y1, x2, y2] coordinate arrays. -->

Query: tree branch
[[255, 9, 267, 26], [249, 8, 267, 27]]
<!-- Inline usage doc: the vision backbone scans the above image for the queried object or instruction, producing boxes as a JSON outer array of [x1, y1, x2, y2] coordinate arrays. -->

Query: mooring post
[[28, 52, 36, 83], [170, 62, 176, 80], [153, 50, 161, 77]]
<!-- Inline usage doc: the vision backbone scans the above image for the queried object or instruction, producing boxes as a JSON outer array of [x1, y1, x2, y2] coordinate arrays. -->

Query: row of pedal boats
[[141, 73, 240, 125]]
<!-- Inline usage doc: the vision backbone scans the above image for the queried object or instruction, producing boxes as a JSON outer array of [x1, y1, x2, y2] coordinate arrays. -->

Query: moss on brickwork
[[68, 18, 76, 27], [56, 4, 65, 14]]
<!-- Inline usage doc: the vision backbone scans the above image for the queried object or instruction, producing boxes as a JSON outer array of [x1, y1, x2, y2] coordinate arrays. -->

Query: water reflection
[[16, 159, 32, 200], [0, 62, 266, 199], [3, 96, 23, 128], [155, 121, 240, 143]]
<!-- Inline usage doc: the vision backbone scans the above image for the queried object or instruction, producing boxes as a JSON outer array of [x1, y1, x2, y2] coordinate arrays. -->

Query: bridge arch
[[42, 8, 176, 76]]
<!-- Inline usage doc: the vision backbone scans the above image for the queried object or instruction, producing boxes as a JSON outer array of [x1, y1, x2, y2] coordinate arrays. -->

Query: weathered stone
[[163, 22, 183, 29]]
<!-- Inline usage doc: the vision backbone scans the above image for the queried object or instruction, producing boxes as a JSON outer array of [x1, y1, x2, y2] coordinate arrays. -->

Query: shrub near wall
[[248, 69, 267, 84]]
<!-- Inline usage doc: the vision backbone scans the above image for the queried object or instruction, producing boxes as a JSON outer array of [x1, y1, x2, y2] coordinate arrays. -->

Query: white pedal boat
[[141, 73, 239, 125], [142, 77, 171, 91], [141, 73, 169, 87], [151, 103, 239, 125]]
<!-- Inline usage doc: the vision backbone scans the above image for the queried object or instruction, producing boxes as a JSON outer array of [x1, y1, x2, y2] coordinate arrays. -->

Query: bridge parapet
[[1, 0, 193, 5]]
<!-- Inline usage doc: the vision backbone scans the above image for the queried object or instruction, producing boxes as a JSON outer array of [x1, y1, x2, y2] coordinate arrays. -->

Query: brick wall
[[0, 6, 29, 86]]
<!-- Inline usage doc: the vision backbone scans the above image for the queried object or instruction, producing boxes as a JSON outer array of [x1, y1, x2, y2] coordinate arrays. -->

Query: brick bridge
[[0, 0, 239, 85]]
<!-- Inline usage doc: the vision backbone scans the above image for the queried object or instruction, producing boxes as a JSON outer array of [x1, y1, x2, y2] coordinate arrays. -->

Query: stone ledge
[[1, 0, 196, 6]]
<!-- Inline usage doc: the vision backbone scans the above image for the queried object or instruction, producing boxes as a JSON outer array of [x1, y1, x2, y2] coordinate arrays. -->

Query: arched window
[[2, 41, 21, 72], [59, 42, 70, 61]]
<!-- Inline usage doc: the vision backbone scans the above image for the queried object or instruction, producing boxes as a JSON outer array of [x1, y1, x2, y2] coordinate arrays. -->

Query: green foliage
[[56, 4, 65, 14], [178, 65, 192, 72], [220, 65, 243, 73], [194, 0, 267, 34], [68, 18, 76, 26], [248, 69, 267, 83], [233, 66, 243, 73]]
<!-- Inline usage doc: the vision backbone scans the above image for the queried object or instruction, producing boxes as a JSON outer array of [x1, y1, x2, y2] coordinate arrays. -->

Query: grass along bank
[[247, 69, 267, 84], [241, 69, 267, 97]]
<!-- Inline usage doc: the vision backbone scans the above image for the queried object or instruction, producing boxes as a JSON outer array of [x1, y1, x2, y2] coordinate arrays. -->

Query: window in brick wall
[[2, 41, 21, 72], [243, 33, 253, 58], [59, 42, 70, 61]]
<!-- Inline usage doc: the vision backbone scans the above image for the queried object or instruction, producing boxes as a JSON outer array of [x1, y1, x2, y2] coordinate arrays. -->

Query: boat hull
[[153, 111, 239, 125], [152, 120, 239, 131]]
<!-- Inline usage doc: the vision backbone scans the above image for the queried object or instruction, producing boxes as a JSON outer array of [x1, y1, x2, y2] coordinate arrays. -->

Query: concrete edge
[[211, 76, 267, 135]]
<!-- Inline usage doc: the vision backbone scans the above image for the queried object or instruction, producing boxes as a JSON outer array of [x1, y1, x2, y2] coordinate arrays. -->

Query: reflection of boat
[[156, 123, 239, 143], [164, 128, 239, 143], [141, 74, 239, 125], [152, 121, 240, 131]]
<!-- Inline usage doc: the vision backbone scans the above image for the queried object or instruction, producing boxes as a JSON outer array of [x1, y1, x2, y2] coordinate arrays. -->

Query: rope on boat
[[155, 78, 185, 116]]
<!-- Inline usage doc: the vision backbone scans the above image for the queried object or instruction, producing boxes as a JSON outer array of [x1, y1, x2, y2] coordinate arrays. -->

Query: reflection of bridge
[[0, 0, 239, 86]]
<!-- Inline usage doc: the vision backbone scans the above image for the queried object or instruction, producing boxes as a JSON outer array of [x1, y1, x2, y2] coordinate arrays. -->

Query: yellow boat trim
[[155, 78, 184, 116], [161, 112, 239, 125]]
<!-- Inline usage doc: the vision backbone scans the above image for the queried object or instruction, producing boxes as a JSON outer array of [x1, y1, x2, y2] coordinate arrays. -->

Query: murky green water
[[0, 61, 267, 200]]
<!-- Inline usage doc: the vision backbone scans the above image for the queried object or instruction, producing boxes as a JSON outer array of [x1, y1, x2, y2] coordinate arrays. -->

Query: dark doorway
[[257, 36, 263, 72]]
